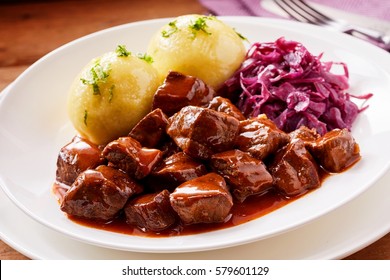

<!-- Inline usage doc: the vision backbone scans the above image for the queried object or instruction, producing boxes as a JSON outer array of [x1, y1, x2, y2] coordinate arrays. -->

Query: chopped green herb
[[234, 29, 248, 41], [108, 84, 115, 103], [162, 20, 178, 38], [116, 45, 131, 57], [137, 53, 154, 64], [189, 16, 212, 35], [83, 110, 88, 126], [80, 61, 110, 95]]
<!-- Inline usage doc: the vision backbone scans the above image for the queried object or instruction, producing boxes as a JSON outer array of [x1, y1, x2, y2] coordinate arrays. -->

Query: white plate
[[1, 163, 389, 259], [1, 17, 390, 253]]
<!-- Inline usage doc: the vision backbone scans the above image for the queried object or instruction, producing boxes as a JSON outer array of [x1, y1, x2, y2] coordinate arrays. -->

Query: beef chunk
[[289, 126, 320, 143], [170, 173, 233, 224], [102, 137, 162, 179], [269, 139, 320, 197], [128, 108, 169, 148], [56, 136, 105, 185], [60, 166, 143, 220], [147, 152, 207, 191], [124, 189, 177, 232], [309, 128, 360, 173], [152, 71, 216, 116], [235, 114, 289, 160], [167, 106, 240, 160], [206, 96, 246, 121], [210, 150, 273, 202], [95, 165, 143, 195], [158, 139, 182, 158]]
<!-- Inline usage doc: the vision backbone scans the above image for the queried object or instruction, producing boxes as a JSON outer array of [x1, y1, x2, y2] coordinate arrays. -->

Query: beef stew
[[54, 71, 361, 236]]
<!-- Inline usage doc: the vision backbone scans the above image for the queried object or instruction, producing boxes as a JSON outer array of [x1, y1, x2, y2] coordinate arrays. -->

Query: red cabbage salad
[[222, 37, 373, 135]]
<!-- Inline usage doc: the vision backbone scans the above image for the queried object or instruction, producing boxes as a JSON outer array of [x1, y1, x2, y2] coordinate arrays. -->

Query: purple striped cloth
[[199, 0, 390, 21]]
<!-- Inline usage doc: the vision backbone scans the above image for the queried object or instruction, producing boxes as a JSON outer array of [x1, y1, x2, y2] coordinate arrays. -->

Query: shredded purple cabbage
[[223, 37, 373, 135]]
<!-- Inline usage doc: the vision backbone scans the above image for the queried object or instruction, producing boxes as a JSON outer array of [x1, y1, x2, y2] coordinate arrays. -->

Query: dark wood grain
[[0, 0, 206, 68], [0, 0, 389, 260]]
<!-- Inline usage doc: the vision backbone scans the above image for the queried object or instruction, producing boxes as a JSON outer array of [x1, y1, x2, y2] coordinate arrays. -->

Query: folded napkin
[[199, 0, 390, 38], [199, 0, 389, 21], [198, 0, 279, 17]]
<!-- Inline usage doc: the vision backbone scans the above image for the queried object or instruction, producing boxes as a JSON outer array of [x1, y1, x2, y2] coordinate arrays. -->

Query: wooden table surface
[[1, 0, 389, 260]]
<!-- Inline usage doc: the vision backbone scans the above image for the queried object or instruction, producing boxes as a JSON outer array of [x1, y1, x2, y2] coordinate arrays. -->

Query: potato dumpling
[[147, 14, 246, 90], [67, 46, 159, 145]]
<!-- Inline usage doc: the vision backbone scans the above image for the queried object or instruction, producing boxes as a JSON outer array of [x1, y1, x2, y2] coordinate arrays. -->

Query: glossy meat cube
[[269, 139, 320, 197], [289, 126, 320, 143], [56, 136, 105, 186], [236, 114, 289, 160], [102, 136, 162, 179], [210, 150, 273, 202], [60, 166, 143, 220], [167, 106, 240, 160], [310, 128, 360, 173], [124, 189, 177, 232], [147, 152, 207, 191], [128, 108, 169, 148], [152, 71, 215, 116], [206, 96, 246, 121], [170, 173, 233, 224]]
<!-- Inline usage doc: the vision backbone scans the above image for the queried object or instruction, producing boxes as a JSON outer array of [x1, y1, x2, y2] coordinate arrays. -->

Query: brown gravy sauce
[[52, 155, 348, 238], [68, 189, 297, 237], [53, 176, 327, 238]]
